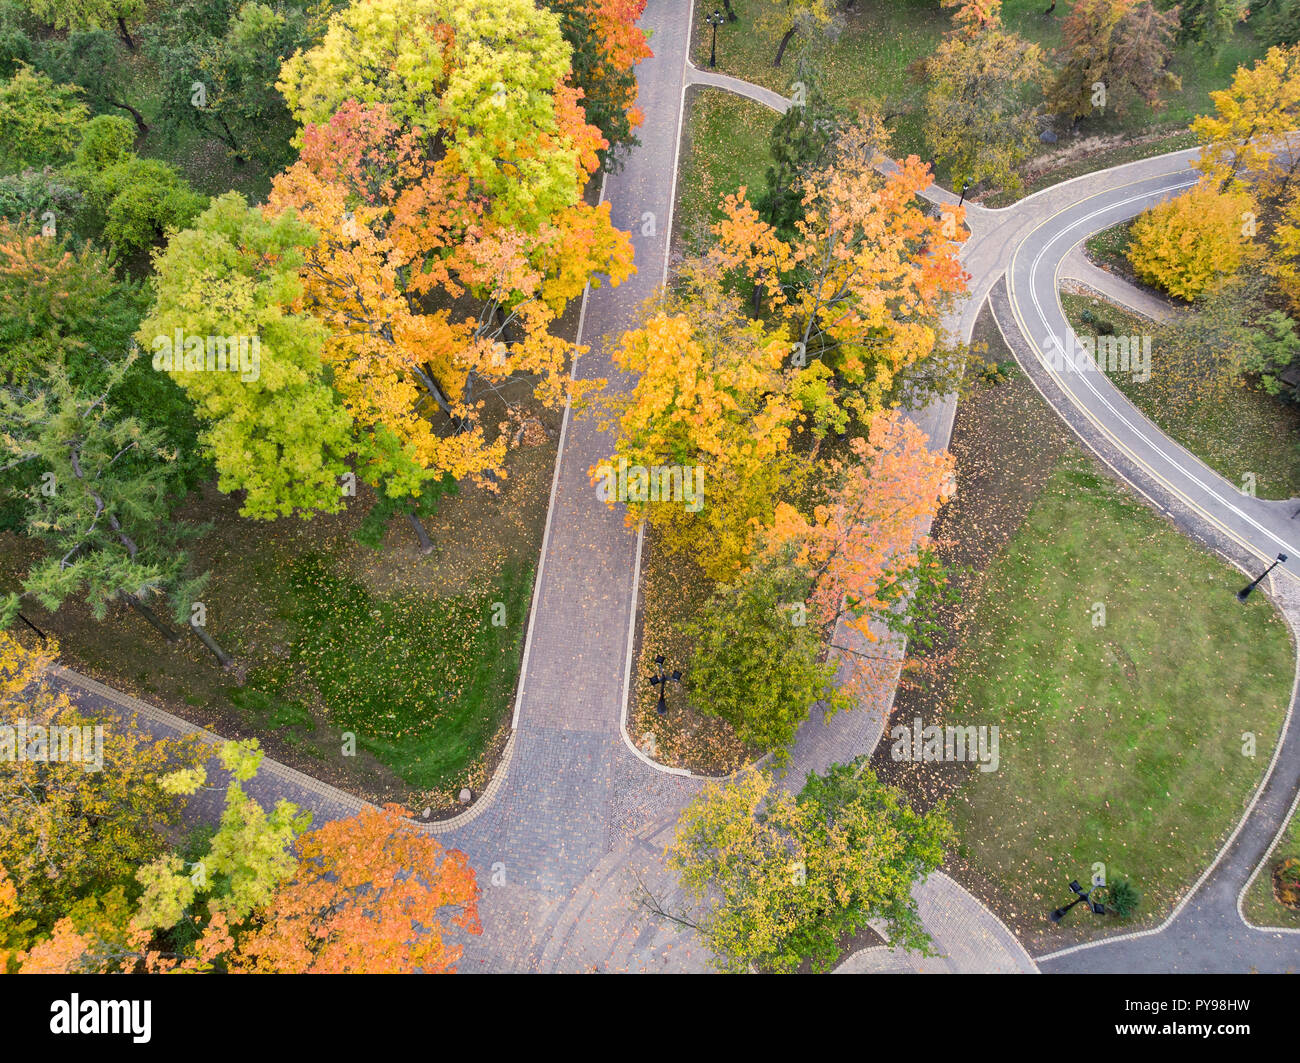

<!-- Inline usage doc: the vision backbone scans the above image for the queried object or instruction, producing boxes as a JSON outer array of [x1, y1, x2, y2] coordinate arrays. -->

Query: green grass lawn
[[674, 86, 777, 254], [695, 1, 1263, 189], [1061, 291, 1300, 499], [240, 553, 532, 791], [951, 449, 1292, 937]]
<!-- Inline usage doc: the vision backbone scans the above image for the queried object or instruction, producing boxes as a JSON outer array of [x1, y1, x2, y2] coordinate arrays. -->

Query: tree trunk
[[774, 26, 797, 67], [108, 98, 149, 135], [116, 16, 135, 52], [127, 594, 180, 642], [16, 612, 47, 642], [215, 113, 246, 165], [190, 619, 235, 669], [406, 512, 435, 555]]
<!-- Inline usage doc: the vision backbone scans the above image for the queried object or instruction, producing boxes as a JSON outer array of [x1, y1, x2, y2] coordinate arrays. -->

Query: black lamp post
[[1237, 553, 1287, 602], [957, 179, 970, 208], [649, 654, 683, 715], [706, 10, 724, 69], [1050, 879, 1108, 923]]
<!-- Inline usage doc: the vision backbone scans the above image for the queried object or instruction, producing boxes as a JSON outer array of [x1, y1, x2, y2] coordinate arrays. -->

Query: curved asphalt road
[[988, 152, 1300, 972]]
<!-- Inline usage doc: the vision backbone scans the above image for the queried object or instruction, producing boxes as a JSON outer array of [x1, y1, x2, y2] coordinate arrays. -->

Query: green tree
[[0, 351, 213, 649], [668, 761, 953, 972], [756, 58, 841, 237], [139, 193, 357, 520], [134, 740, 311, 933], [686, 551, 849, 760], [82, 154, 207, 257], [923, 0, 1045, 191], [15, 0, 144, 50], [36, 28, 149, 133], [148, 1, 320, 168], [0, 65, 89, 172], [0, 1, 32, 78], [0, 220, 204, 491], [1175, 0, 1245, 48]]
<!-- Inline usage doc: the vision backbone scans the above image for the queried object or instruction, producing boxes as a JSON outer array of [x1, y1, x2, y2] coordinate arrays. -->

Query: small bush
[[1128, 181, 1254, 301]]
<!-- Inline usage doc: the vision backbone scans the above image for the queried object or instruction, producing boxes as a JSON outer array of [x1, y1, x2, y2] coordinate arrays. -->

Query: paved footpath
[[51, 19, 1300, 976]]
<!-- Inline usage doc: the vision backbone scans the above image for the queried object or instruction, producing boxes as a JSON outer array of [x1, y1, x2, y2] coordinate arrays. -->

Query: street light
[[1049, 879, 1108, 923], [706, 9, 725, 69], [957, 179, 970, 208], [649, 654, 683, 715], [1237, 553, 1287, 602]]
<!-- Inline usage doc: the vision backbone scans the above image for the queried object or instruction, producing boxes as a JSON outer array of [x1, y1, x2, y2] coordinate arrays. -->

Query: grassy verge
[[949, 450, 1290, 949], [632, 528, 750, 774], [1242, 806, 1300, 928], [884, 304, 1293, 951], [673, 85, 777, 256], [1083, 219, 1135, 276], [1060, 290, 1300, 499]]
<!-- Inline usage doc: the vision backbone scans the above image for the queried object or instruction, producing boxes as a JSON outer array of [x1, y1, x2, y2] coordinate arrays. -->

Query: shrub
[[1127, 181, 1254, 301], [75, 113, 134, 173]]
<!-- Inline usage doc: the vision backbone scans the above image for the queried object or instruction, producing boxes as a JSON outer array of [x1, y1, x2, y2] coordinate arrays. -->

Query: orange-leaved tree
[[767, 409, 955, 691], [233, 804, 481, 973], [712, 119, 968, 425]]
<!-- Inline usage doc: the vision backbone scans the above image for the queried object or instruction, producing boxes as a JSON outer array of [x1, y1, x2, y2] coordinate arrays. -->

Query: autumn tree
[[0, 65, 89, 171], [278, 0, 604, 233], [1127, 180, 1255, 300], [139, 193, 359, 520], [1047, 0, 1181, 122], [686, 547, 850, 760], [713, 118, 968, 426], [1193, 43, 1300, 206], [668, 761, 952, 972], [542, 0, 652, 170], [767, 409, 954, 692], [0, 629, 203, 955], [265, 100, 630, 509], [922, 0, 1045, 192], [596, 258, 800, 579], [233, 804, 481, 973]]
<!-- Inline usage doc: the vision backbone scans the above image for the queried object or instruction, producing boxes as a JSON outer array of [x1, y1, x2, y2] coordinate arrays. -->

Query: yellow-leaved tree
[[1127, 181, 1256, 301]]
